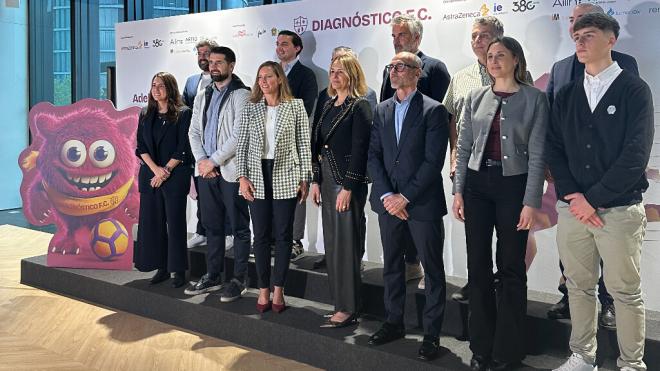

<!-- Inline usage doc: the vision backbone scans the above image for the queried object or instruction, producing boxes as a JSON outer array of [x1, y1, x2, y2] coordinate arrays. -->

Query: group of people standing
[[132, 5, 653, 371]]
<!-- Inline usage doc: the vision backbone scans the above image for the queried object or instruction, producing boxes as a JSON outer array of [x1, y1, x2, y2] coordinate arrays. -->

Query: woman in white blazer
[[236, 61, 312, 314]]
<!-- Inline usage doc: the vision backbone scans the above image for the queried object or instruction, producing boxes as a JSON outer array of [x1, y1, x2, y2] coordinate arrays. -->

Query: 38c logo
[[513, 0, 536, 12]]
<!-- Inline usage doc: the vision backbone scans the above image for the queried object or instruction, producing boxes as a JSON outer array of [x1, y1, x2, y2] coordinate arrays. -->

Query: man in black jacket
[[368, 51, 449, 361], [546, 13, 653, 371], [545, 3, 640, 327], [276, 30, 318, 260], [379, 14, 451, 289]]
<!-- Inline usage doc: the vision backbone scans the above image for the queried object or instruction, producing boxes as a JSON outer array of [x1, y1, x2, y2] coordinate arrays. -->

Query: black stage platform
[[21, 247, 660, 371]]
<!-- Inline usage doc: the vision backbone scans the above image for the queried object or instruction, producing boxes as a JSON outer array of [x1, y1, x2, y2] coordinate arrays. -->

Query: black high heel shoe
[[171, 272, 185, 288], [320, 313, 358, 328], [150, 269, 169, 285]]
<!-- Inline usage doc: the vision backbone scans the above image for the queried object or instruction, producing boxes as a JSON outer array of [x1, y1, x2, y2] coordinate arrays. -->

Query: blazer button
[[324, 145, 329, 148], [503, 155, 509, 160], [585, 164, 590, 169], [501, 135, 507, 139], [502, 100, 507, 104]]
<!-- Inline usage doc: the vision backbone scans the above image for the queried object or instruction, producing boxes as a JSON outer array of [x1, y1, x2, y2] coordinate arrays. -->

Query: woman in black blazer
[[135, 72, 193, 288], [310, 54, 372, 327]]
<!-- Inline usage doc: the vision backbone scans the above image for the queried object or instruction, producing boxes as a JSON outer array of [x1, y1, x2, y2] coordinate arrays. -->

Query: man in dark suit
[[276, 30, 318, 260], [379, 14, 451, 288], [545, 3, 639, 326], [182, 39, 218, 250], [367, 51, 449, 361]]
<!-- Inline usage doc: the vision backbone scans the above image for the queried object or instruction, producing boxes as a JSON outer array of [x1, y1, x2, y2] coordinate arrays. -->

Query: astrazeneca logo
[[513, 0, 536, 12]]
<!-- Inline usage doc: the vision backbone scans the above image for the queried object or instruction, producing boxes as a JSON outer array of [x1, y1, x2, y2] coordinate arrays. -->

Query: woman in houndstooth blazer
[[236, 61, 312, 313]]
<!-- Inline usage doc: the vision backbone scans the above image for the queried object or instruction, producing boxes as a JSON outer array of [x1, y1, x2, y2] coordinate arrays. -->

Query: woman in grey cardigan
[[236, 61, 312, 314], [451, 37, 548, 371]]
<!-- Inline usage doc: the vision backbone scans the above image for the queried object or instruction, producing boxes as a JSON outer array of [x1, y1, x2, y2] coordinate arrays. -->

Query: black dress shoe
[[471, 355, 490, 371], [487, 359, 520, 371], [418, 335, 440, 361], [368, 322, 405, 345], [451, 283, 470, 303], [312, 256, 326, 269], [171, 272, 185, 288], [149, 269, 169, 285], [599, 303, 616, 330], [547, 295, 570, 319]]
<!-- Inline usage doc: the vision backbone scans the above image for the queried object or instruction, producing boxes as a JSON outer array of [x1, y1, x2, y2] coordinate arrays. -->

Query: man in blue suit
[[367, 51, 449, 361], [545, 3, 639, 327], [183, 39, 217, 249]]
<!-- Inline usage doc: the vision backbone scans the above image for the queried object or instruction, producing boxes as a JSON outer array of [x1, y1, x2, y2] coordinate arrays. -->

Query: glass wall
[[29, 0, 300, 107]]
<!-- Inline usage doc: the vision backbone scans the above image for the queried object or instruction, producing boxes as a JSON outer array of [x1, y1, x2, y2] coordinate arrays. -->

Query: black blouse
[[311, 96, 373, 190]]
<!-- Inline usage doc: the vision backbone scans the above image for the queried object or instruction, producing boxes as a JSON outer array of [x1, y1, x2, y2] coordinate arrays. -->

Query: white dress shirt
[[583, 61, 622, 112], [263, 106, 278, 159], [197, 73, 212, 95]]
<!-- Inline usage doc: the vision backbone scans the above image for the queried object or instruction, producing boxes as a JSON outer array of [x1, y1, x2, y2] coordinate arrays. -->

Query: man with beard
[[185, 46, 253, 303], [184, 39, 217, 249]]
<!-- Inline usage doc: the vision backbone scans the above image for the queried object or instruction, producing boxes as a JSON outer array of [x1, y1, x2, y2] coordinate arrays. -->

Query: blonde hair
[[250, 61, 294, 103], [327, 54, 368, 99]]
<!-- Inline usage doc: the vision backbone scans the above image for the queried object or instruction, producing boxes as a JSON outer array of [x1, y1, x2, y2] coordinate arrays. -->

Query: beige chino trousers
[[556, 202, 647, 371]]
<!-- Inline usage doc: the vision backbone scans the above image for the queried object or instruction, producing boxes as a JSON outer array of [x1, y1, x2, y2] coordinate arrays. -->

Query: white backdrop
[[116, 0, 660, 309]]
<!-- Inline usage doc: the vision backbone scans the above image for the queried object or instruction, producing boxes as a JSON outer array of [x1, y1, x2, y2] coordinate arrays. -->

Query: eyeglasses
[[385, 63, 419, 72], [197, 52, 210, 57]]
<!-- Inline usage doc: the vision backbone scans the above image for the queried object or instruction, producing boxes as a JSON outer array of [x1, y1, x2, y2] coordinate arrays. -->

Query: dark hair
[[487, 37, 530, 86], [147, 72, 185, 122], [573, 12, 620, 39], [209, 46, 236, 64], [278, 30, 303, 56], [195, 39, 218, 50], [250, 61, 294, 104]]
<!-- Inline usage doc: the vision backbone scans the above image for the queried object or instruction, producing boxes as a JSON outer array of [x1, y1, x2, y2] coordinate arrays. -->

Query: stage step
[[22, 253, 660, 370]]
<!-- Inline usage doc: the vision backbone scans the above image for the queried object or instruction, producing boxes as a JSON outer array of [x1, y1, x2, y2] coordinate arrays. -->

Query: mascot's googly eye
[[89, 140, 116, 168], [60, 140, 87, 168]]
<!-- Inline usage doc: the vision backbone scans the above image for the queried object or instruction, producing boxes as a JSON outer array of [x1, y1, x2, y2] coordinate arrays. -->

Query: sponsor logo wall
[[116, 0, 660, 309]]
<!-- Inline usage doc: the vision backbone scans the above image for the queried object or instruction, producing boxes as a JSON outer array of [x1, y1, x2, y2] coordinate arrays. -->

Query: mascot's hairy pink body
[[19, 99, 141, 269]]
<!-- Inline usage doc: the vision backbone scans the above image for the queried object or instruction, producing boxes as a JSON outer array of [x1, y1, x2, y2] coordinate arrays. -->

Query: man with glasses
[[184, 39, 218, 250], [379, 14, 451, 290], [368, 52, 449, 361], [545, 3, 639, 326], [185, 46, 252, 302]]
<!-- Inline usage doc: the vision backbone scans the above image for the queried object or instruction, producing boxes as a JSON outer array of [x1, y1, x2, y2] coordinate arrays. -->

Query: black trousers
[[320, 159, 367, 313], [192, 176, 206, 236], [198, 175, 251, 280], [464, 167, 528, 363], [379, 213, 446, 337], [135, 188, 188, 273], [249, 160, 297, 288]]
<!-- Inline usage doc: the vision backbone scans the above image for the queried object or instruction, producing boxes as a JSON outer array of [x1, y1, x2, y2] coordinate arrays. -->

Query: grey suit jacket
[[236, 98, 312, 199], [453, 85, 548, 208], [188, 77, 250, 182]]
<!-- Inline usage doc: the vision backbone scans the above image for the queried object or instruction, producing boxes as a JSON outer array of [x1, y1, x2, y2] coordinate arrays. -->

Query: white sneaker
[[553, 353, 597, 371], [620, 368, 637, 371], [187, 233, 207, 248], [225, 235, 234, 250], [405, 262, 423, 282]]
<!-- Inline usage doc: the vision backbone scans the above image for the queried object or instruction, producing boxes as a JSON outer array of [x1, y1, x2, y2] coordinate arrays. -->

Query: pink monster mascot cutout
[[19, 99, 141, 269]]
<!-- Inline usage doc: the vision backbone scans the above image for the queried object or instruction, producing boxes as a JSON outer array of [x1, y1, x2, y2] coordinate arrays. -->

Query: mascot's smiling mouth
[[59, 169, 115, 192]]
